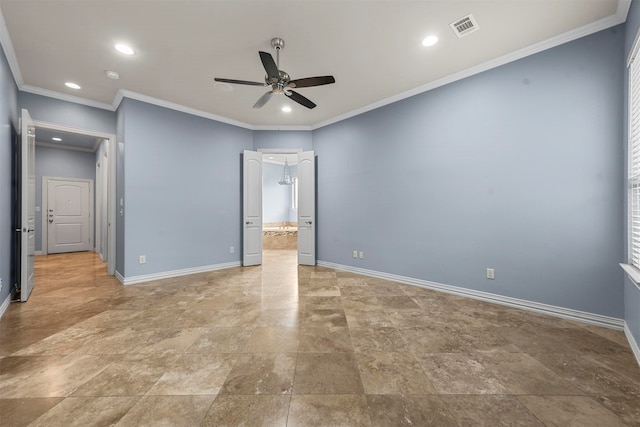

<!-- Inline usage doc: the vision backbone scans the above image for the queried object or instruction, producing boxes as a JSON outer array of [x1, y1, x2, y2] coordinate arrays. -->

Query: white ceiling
[[0, 1, 629, 130]]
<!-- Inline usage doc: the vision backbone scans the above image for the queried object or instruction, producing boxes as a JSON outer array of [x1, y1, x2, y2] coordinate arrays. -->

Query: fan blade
[[259, 51, 279, 80], [253, 91, 273, 109], [214, 78, 265, 86], [289, 76, 335, 88], [286, 90, 316, 109]]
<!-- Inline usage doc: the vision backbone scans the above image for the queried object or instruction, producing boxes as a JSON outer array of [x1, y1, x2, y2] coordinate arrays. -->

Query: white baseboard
[[318, 261, 624, 330], [0, 293, 11, 319], [120, 261, 242, 286], [624, 322, 640, 368], [115, 270, 125, 285], [35, 250, 43, 256]]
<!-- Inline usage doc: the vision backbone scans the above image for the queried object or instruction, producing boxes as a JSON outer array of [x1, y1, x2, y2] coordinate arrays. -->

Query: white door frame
[[33, 120, 117, 276], [41, 177, 94, 255]]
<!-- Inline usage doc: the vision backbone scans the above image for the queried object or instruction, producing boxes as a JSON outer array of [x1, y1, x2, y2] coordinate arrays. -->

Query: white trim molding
[[620, 263, 640, 289], [318, 261, 625, 330], [624, 322, 640, 367], [120, 261, 241, 286], [112, 89, 254, 130], [0, 293, 11, 319]]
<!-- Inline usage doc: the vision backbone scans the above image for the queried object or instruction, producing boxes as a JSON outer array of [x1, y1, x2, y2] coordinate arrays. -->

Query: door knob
[[246, 221, 252, 225], [306, 221, 313, 225]]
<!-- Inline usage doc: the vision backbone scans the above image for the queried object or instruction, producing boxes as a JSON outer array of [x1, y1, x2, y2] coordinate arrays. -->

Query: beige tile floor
[[0, 250, 639, 426]]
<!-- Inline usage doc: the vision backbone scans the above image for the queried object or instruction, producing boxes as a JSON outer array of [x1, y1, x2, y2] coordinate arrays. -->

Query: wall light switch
[[352, 250, 358, 258], [139, 255, 146, 264], [358, 251, 364, 259]]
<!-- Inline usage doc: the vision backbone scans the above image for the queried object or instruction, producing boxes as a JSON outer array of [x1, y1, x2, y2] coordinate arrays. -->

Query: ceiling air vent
[[450, 13, 479, 38]]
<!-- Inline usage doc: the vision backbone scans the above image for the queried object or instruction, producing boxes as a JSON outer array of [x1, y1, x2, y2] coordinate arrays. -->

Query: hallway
[[0, 250, 639, 426]]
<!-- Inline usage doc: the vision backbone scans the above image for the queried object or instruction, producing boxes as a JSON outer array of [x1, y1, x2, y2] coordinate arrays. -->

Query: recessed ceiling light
[[422, 35, 439, 47], [115, 43, 135, 55], [105, 70, 120, 80], [281, 106, 292, 113], [268, 156, 275, 160], [65, 82, 81, 90], [52, 137, 62, 142]]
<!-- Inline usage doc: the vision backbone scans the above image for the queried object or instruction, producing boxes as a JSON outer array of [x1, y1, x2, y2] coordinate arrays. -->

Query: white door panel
[[298, 151, 315, 265], [20, 109, 35, 302], [47, 179, 92, 254], [243, 150, 262, 266]]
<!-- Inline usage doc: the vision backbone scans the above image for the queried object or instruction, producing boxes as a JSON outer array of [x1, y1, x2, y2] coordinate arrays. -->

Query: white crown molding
[[0, 293, 11, 319], [0, 7, 23, 87], [121, 261, 241, 286], [21, 85, 114, 111], [318, 260, 625, 330], [253, 125, 312, 131], [113, 89, 254, 130], [312, 6, 631, 130]]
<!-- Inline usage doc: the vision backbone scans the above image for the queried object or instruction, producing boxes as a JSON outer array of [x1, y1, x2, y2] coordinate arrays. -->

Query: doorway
[[42, 177, 94, 254], [31, 120, 116, 275], [242, 149, 315, 266], [262, 153, 298, 251]]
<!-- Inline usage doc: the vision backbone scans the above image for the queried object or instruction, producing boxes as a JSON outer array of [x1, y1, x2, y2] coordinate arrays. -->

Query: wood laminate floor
[[0, 250, 639, 426]]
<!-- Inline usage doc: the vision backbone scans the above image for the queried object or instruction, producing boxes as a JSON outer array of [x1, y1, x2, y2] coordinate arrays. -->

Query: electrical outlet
[[486, 268, 495, 279], [359, 251, 364, 259], [139, 255, 146, 264], [353, 250, 358, 258], [229, 246, 235, 254]]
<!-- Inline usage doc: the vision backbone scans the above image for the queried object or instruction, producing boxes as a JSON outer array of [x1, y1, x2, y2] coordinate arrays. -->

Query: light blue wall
[[119, 98, 253, 277], [34, 145, 96, 252], [253, 130, 312, 151], [625, 0, 640, 348], [0, 40, 19, 307], [263, 162, 293, 223], [19, 92, 116, 134], [313, 26, 625, 318]]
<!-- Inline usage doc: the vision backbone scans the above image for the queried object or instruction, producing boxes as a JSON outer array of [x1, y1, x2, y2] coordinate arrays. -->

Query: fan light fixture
[[278, 159, 293, 185], [214, 37, 336, 110]]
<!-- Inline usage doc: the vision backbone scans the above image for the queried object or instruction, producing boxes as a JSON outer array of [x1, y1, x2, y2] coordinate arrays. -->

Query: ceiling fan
[[214, 38, 335, 110]]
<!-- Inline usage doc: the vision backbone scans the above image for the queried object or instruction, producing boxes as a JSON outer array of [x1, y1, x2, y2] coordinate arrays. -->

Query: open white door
[[20, 109, 36, 302], [297, 151, 315, 265], [243, 150, 262, 266]]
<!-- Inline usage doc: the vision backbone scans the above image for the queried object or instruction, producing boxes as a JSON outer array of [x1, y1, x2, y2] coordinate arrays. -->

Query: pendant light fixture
[[278, 159, 293, 185]]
